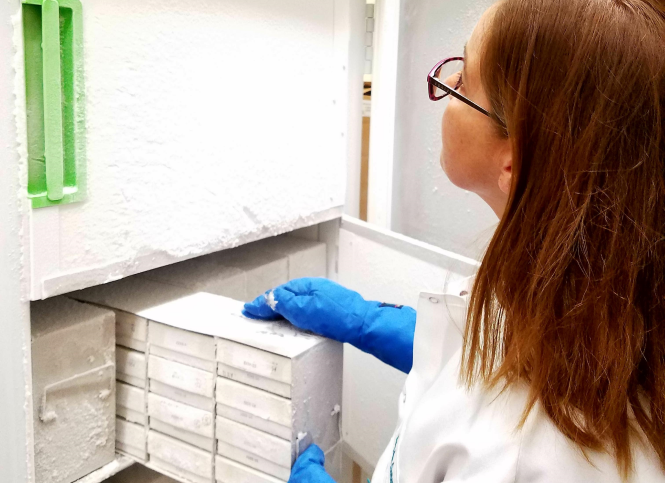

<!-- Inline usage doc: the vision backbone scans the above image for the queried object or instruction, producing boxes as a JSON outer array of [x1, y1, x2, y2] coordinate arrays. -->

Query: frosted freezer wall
[[20, 0, 351, 299], [389, 0, 497, 259]]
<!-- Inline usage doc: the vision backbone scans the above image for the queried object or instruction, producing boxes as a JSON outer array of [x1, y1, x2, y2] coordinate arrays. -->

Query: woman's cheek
[[440, 102, 468, 188]]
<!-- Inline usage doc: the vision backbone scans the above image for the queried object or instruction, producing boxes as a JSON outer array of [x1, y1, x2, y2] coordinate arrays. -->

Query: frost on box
[[31, 297, 116, 483]]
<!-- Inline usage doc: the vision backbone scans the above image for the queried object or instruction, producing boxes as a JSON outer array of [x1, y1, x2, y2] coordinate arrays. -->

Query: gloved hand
[[289, 445, 335, 483], [243, 277, 416, 373]]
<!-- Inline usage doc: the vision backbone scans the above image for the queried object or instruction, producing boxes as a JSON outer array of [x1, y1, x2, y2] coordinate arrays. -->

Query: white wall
[[390, 0, 498, 260], [1, 1, 34, 481], [337, 217, 478, 471]]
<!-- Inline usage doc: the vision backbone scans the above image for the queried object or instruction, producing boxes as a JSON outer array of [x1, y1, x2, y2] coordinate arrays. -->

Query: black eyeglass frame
[[427, 57, 506, 130]]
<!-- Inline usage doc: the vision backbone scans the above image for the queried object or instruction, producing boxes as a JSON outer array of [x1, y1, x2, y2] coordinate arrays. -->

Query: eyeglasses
[[427, 57, 506, 129]]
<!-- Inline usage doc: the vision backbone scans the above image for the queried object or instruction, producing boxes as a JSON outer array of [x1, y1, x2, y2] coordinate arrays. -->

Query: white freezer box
[[148, 430, 213, 483], [116, 417, 147, 461], [148, 392, 214, 451], [117, 345, 147, 388], [115, 310, 148, 352], [70, 277, 195, 345], [216, 378, 291, 435], [217, 362, 291, 399], [217, 439, 290, 482], [149, 321, 216, 372], [31, 297, 116, 483], [148, 354, 215, 402], [216, 416, 292, 480], [216, 339, 292, 395], [216, 455, 287, 483], [150, 379, 216, 413], [116, 380, 147, 425], [142, 291, 343, 450]]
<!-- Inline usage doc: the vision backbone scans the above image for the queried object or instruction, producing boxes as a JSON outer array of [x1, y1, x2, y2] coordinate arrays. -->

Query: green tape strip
[[42, 0, 64, 201]]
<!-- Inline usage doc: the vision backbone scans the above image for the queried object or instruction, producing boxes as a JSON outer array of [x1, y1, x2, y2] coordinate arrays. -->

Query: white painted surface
[[337, 217, 477, 471], [1, 2, 33, 482], [389, 0, 498, 258], [366, 0, 401, 228], [17, 0, 348, 299], [339, 0, 367, 218]]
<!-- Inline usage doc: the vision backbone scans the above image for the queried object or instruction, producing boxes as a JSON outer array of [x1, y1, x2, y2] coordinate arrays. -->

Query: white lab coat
[[370, 280, 665, 483]]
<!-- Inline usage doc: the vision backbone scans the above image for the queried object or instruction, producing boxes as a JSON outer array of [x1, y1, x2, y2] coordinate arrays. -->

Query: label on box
[[117, 346, 146, 381], [215, 454, 286, 483], [216, 417, 291, 468], [217, 363, 291, 398], [217, 339, 291, 383], [217, 440, 291, 481], [117, 381, 145, 413], [148, 392, 214, 438], [216, 404, 291, 441], [150, 418, 214, 452], [216, 378, 292, 428], [150, 321, 216, 361], [148, 355, 215, 398], [150, 379, 215, 412], [116, 417, 145, 450], [148, 430, 213, 479], [152, 345, 216, 372], [116, 310, 148, 343]]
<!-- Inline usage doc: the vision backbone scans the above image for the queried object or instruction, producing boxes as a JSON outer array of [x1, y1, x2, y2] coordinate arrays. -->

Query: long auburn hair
[[463, 0, 665, 477]]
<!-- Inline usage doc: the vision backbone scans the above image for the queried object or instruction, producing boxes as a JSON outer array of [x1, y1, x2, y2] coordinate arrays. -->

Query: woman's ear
[[497, 140, 513, 195]]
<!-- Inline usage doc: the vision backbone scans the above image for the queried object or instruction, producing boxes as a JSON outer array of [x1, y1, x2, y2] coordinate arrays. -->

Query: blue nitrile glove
[[289, 445, 335, 483], [243, 277, 416, 373]]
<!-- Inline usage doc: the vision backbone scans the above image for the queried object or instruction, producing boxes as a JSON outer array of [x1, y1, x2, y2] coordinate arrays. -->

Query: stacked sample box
[[141, 292, 343, 483], [147, 322, 217, 483], [214, 332, 343, 482], [139, 234, 327, 301], [72, 278, 194, 463], [71, 286, 342, 483], [31, 297, 116, 483], [69, 235, 338, 483]]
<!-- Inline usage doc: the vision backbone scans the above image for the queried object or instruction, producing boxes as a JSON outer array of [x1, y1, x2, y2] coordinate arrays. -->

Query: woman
[[244, 0, 665, 481]]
